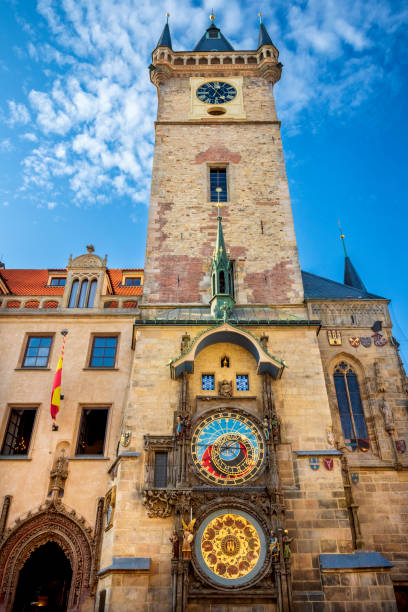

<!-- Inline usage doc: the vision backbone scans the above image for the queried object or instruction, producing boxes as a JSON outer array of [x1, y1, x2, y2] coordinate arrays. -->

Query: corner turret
[[155, 14, 172, 50]]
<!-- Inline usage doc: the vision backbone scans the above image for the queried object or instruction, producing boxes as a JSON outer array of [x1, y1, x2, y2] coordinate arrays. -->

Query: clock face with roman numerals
[[196, 81, 237, 105]]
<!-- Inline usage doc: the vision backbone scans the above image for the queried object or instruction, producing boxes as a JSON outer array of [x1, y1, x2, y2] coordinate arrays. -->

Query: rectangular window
[[98, 590, 106, 612], [89, 336, 118, 368], [202, 374, 215, 391], [154, 452, 168, 488], [236, 375, 249, 391], [50, 277, 66, 286], [210, 168, 228, 202], [1, 408, 36, 455], [23, 336, 52, 367], [124, 277, 141, 286], [76, 408, 108, 455]]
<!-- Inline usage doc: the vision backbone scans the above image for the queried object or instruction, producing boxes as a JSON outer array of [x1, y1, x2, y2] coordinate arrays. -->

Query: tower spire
[[339, 223, 367, 292], [257, 15, 274, 48], [210, 202, 235, 319], [155, 13, 172, 50]]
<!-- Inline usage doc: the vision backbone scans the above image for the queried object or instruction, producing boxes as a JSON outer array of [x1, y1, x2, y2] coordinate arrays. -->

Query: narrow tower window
[[210, 168, 227, 202], [219, 270, 225, 293], [333, 362, 368, 449], [154, 452, 168, 488]]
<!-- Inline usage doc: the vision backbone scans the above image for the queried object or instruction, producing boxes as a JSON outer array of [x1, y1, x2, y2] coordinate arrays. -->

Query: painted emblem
[[360, 337, 372, 348], [323, 457, 334, 471], [373, 332, 387, 347], [349, 337, 360, 348], [327, 330, 342, 346], [120, 431, 131, 447], [350, 472, 359, 484], [326, 426, 335, 447], [309, 457, 319, 470], [396, 440, 406, 454]]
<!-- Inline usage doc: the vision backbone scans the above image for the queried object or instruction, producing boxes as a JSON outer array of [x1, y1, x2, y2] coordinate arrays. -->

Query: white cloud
[[5, 0, 405, 205], [6, 101, 30, 126], [47, 201, 57, 209], [0, 139, 13, 152]]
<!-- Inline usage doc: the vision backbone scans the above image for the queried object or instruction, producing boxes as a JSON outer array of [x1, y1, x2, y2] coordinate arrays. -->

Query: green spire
[[210, 206, 235, 320]]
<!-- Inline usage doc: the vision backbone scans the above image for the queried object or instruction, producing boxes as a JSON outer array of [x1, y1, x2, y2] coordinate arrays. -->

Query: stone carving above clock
[[190, 77, 245, 120]]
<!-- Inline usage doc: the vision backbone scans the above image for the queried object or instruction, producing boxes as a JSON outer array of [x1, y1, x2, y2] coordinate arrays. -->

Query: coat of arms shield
[[373, 332, 387, 347], [309, 457, 319, 470], [350, 472, 359, 484], [327, 330, 342, 346], [349, 337, 360, 348], [360, 337, 372, 348], [323, 457, 334, 471], [396, 440, 406, 454]]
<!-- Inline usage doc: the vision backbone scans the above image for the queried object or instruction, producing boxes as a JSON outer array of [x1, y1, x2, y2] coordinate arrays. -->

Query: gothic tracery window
[[333, 362, 369, 450]]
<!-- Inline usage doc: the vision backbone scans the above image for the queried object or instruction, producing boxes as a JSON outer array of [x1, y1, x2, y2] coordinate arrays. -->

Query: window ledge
[[0, 455, 32, 460], [82, 367, 119, 371], [14, 367, 51, 371], [69, 455, 110, 460]]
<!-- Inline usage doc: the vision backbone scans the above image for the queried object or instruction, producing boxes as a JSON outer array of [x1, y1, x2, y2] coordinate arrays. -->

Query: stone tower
[[143, 14, 303, 307], [94, 15, 403, 612]]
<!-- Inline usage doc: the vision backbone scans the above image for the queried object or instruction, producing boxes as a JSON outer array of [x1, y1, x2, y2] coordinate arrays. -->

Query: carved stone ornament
[[104, 486, 116, 531], [67, 247, 107, 269], [381, 399, 395, 432], [374, 361, 386, 393], [218, 379, 233, 397], [0, 499, 94, 611], [48, 450, 69, 498], [120, 430, 131, 448], [142, 489, 179, 518]]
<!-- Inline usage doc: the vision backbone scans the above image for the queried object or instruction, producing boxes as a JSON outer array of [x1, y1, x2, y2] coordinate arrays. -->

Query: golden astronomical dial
[[195, 511, 267, 587], [191, 411, 265, 485]]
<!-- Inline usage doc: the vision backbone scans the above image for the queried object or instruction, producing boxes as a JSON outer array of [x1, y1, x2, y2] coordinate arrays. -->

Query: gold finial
[[210, 10, 215, 22], [258, 12, 262, 24], [338, 219, 348, 257], [166, 12, 170, 23]]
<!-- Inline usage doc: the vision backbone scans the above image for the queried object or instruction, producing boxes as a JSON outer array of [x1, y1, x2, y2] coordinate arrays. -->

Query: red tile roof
[[0, 269, 144, 297]]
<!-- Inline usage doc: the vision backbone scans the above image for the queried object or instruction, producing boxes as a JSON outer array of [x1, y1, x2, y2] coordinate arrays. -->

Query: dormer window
[[68, 278, 97, 308], [125, 277, 141, 287], [50, 277, 66, 287], [121, 272, 144, 287]]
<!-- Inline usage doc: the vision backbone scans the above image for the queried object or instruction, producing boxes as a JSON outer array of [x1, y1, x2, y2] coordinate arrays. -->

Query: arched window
[[219, 270, 225, 293], [333, 362, 369, 450], [68, 280, 79, 308], [68, 278, 97, 308], [87, 279, 97, 308], [77, 280, 89, 308]]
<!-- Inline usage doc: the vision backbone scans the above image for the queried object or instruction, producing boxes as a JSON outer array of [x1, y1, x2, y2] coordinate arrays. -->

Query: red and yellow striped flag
[[50, 332, 68, 422]]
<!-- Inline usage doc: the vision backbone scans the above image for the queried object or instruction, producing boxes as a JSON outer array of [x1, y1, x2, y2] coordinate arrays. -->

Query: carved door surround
[[0, 500, 95, 611]]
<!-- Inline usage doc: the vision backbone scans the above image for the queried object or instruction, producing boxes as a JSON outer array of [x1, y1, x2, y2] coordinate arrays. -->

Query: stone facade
[[0, 17, 407, 612]]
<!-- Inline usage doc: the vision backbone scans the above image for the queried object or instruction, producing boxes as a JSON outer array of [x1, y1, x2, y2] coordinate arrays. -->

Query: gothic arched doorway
[[12, 542, 72, 611]]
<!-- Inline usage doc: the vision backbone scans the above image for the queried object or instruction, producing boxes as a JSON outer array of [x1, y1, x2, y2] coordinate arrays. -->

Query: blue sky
[[1, 0, 408, 364]]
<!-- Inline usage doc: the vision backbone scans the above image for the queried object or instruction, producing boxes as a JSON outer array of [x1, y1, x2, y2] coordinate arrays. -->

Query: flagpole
[[51, 329, 68, 431]]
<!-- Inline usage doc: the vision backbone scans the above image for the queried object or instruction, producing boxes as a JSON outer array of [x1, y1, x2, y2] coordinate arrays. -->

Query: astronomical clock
[[143, 328, 292, 611]]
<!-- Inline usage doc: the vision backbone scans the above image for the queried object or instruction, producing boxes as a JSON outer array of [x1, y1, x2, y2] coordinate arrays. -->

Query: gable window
[[210, 168, 228, 202], [334, 362, 368, 450], [50, 277, 66, 286], [1, 408, 37, 455], [76, 408, 109, 456], [23, 336, 52, 367], [68, 278, 97, 308], [89, 336, 118, 368], [125, 277, 141, 286], [153, 452, 168, 488]]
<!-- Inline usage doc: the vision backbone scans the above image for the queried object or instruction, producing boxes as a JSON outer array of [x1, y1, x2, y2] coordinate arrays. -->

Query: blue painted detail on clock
[[196, 82, 237, 105]]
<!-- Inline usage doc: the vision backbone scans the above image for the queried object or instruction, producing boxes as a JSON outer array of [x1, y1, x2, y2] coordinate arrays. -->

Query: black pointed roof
[[344, 256, 367, 292], [156, 22, 172, 49], [258, 21, 274, 48], [193, 22, 234, 52]]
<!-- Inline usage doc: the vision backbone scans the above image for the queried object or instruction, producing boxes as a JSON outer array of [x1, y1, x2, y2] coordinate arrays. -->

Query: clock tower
[[143, 13, 304, 307], [99, 15, 359, 612]]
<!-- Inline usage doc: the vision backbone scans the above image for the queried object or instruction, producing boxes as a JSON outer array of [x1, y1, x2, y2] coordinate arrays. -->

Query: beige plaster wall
[[0, 314, 134, 528]]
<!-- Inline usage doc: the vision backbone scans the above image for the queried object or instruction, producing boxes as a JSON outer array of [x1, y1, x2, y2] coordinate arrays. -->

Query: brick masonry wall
[[143, 74, 304, 306]]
